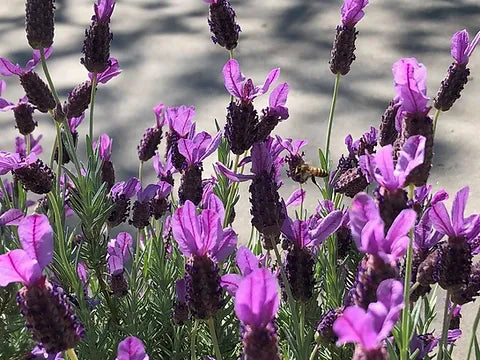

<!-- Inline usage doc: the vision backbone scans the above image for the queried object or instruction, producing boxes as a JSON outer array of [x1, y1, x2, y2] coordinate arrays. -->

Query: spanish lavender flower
[[172, 197, 237, 319], [361, 135, 425, 229], [221, 246, 261, 296], [349, 193, 416, 308], [178, 131, 221, 205], [434, 30, 480, 111], [153, 152, 176, 185], [0, 81, 37, 135], [330, 0, 369, 75], [235, 268, 281, 360], [334, 279, 403, 360], [137, 103, 165, 162], [25, 345, 63, 360], [116, 336, 149, 360], [409, 331, 461, 360], [428, 186, 480, 290], [449, 303, 462, 330], [172, 278, 189, 325], [107, 232, 132, 297], [223, 59, 280, 154], [217, 140, 286, 249], [165, 105, 196, 169], [280, 138, 311, 184], [81, 0, 116, 73], [130, 184, 159, 229], [0, 214, 84, 353], [392, 58, 433, 186], [379, 100, 400, 146], [96, 133, 115, 189], [281, 211, 342, 301], [108, 177, 141, 227], [150, 181, 172, 219], [255, 83, 290, 142], [25, 0, 55, 50], [206, 0, 241, 50]]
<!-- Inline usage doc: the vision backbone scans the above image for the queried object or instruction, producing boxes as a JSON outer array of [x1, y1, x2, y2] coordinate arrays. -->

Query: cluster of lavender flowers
[[0, 0, 479, 359]]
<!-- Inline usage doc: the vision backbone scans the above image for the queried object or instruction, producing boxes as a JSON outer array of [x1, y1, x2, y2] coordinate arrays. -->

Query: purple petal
[[201, 209, 223, 256], [18, 214, 53, 269], [178, 138, 196, 165], [373, 145, 399, 190], [77, 262, 88, 286], [156, 181, 172, 199], [116, 232, 133, 259], [236, 246, 259, 276], [166, 105, 195, 137], [431, 190, 449, 205], [285, 188, 305, 207], [137, 184, 159, 203], [466, 31, 480, 58], [0, 58, 24, 76], [309, 210, 343, 246], [451, 30, 470, 64], [359, 220, 384, 255], [333, 306, 377, 349], [107, 252, 124, 275], [116, 336, 149, 360], [234, 268, 279, 327], [370, 279, 404, 341], [95, 0, 116, 23], [0, 209, 24, 226], [95, 57, 121, 84], [98, 133, 113, 161], [215, 162, 254, 182], [204, 193, 225, 221], [395, 135, 425, 186], [153, 103, 165, 127], [26, 47, 53, 72], [68, 113, 85, 132], [123, 177, 141, 198], [269, 82, 289, 108], [200, 131, 222, 162], [341, 0, 369, 27], [392, 58, 429, 115], [251, 142, 273, 175], [349, 193, 380, 242], [256, 68, 280, 97], [172, 201, 201, 257], [385, 209, 417, 245], [429, 202, 454, 236], [0, 249, 42, 286], [221, 273, 242, 296], [222, 59, 245, 99], [451, 186, 469, 235]]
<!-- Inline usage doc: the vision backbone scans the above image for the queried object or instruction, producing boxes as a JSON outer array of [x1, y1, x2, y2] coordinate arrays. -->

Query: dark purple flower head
[[223, 59, 280, 103], [333, 279, 403, 350], [89, 57, 121, 84], [172, 197, 237, 262], [349, 193, 417, 263], [116, 336, 149, 360], [221, 246, 261, 296], [0, 47, 53, 77], [94, 0, 116, 23], [429, 186, 480, 241], [341, 0, 369, 27], [234, 267, 279, 328], [107, 232, 133, 275], [393, 58, 430, 128], [451, 30, 480, 65], [360, 135, 426, 191], [178, 131, 222, 166], [110, 177, 141, 200], [281, 211, 342, 249], [0, 214, 52, 287]]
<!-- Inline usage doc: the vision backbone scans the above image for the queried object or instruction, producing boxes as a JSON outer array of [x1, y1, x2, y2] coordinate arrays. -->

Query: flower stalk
[[324, 72, 341, 168], [207, 317, 223, 360], [466, 305, 480, 360], [89, 72, 98, 141]]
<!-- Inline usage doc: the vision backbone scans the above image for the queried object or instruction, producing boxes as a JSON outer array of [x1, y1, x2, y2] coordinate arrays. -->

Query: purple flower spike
[[91, 57, 121, 84], [393, 58, 430, 117], [223, 59, 280, 102], [95, 0, 116, 23], [334, 279, 403, 350], [341, 0, 369, 27], [116, 336, 149, 360], [235, 268, 280, 328], [0, 214, 52, 287], [451, 30, 480, 65]]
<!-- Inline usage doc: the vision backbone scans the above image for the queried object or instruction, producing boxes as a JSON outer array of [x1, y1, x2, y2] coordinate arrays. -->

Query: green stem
[[308, 344, 319, 360], [55, 122, 63, 195], [139, 161, 144, 184], [271, 240, 302, 352], [66, 348, 78, 360], [39, 48, 60, 105], [433, 108, 441, 135], [466, 305, 480, 360], [89, 72, 98, 141], [191, 319, 199, 360], [229, 49, 234, 59], [26, 135, 31, 155], [324, 72, 341, 168], [299, 302, 305, 345], [207, 317, 222, 360], [400, 184, 415, 360], [438, 291, 451, 360]]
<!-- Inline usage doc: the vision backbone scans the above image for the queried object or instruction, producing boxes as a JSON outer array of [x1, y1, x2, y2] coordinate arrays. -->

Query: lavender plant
[[0, 0, 479, 359]]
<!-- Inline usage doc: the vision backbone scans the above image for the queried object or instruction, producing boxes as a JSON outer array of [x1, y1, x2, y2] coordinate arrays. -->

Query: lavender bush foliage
[[0, 0, 479, 359]]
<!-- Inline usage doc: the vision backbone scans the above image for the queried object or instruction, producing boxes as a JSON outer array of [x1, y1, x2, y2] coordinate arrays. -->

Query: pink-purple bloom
[[94, 0, 116, 23], [450, 29, 480, 65], [341, 0, 369, 27], [0, 47, 53, 77], [89, 57, 121, 84], [178, 131, 222, 166], [221, 246, 261, 296], [116, 336, 149, 360], [15, 134, 43, 157], [96, 133, 113, 161], [107, 232, 133, 275]]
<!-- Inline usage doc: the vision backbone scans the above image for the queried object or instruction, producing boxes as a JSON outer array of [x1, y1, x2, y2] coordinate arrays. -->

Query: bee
[[287, 154, 329, 183]]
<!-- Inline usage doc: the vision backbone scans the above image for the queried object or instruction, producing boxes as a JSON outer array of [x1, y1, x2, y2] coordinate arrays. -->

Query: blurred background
[[0, 0, 479, 356]]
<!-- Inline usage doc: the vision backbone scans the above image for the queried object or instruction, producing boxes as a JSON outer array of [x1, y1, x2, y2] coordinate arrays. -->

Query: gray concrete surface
[[0, 0, 479, 357]]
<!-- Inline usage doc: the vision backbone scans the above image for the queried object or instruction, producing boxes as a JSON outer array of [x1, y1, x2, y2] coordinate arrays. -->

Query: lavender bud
[[255, 109, 281, 143], [316, 307, 344, 344], [434, 63, 470, 112], [150, 196, 169, 220], [101, 160, 115, 190], [439, 239, 472, 291], [19, 72, 56, 113], [451, 262, 480, 305], [54, 130, 78, 165], [243, 324, 280, 360], [17, 280, 84, 353], [138, 127, 162, 162], [25, 0, 55, 50], [330, 25, 358, 75], [166, 131, 186, 170], [417, 245, 444, 286], [172, 302, 189, 326], [225, 101, 258, 155], [14, 103, 36, 135], [64, 81, 92, 119], [336, 225, 353, 260], [130, 200, 151, 229], [109, 271, 128, 297], [14, 159, 54, 194], [81, 21, 112, 73], [379, 100, 399, 146], [107, 195, 130, 228], [334, 167, 368, 198], [286, 246, 315, 302], [185, 255, 223, 319], [208, 0, 240, 50], [179, 164, 203, 206]]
